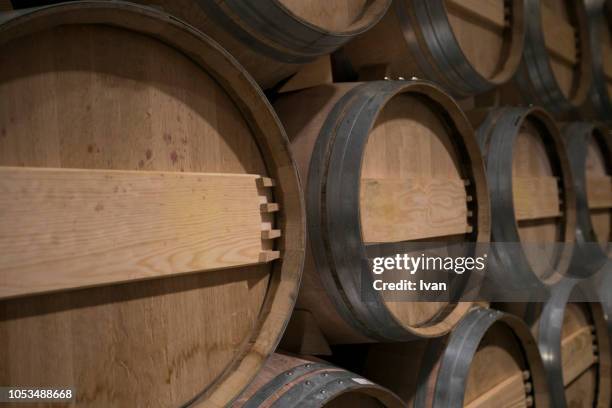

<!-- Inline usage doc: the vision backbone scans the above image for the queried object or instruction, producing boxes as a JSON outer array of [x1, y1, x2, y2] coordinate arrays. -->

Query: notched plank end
[[261, 229, 282, 240], [260, 203, 280, 213], [259, 250, 281, 263], [256, 177, 276, 188]]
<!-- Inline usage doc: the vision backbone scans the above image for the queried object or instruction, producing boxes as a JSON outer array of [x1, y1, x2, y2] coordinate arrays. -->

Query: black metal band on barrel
[[394, 0, 521, 97], [585, 0, 612, 121], [415, 308, 549, 408], [476, 107, 575, 290], [244, 362, 392, 408], [308, 80, 484, 341], [198, 0, 390, 65], [517, 0, 590, 114], [242, 363, 327, 408], [563, 123, 610, 277]]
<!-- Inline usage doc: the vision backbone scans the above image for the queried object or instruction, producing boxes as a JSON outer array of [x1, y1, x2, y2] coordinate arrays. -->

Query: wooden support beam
[[279, 56, 333, 93], [561, 326, 597, 386], [587, 176, 612, 209], [360, 177, 470, 243], [513, 177, 561, 221], [446, 0, 506, 30], [541, 5, 577, 66], [279, 309, 332, 356], [464, 372, 527, 408], [0, 167, 279, 299]]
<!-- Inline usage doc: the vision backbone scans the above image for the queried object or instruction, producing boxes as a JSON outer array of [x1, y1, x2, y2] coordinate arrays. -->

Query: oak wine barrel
[[472, 107, 576, 293], [362, 308, 551, 407], [6, 0, 392, 89], [499, 280, 612, 408], [231, 353, 404, 408], [513, 0, 592, 114], [0, 2, 305, 407], [340, 0, 525, 97], [563, 122, 611, 277], [274, 80, 490, 344], [582, 0, 612, 121]]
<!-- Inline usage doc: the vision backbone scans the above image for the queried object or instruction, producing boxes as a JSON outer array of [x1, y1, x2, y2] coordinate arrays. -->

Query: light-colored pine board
[[360, 177, 470, 243], [0, 166, 276, 299], [279, 56, 333, 93], [465, 372, 527, 408], [587, 176, 612, 209], [561, 326, 597, 386], [446, 0, 506, 30], [542, 5, 577, 65], [513, 176, 561, 220]]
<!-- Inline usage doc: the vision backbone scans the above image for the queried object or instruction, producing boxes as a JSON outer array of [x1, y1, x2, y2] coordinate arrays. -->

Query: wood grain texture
[[446, 0, 506, 29], [586, 176, 612, 209], [561, 325, 597, 386], [0, 7, 305, 407], [464, 323, 528, 408], [542, 4, 577, 65], [465, 372, 527, 408], [279, 56, 333, 93], [561, 303, 598, 406], [0, 167, 277, 299], [360, 177, 470, 242], [585, 134, 611, 252], [278, 0, 370, 32], [513, 177, 561, 220], [512, 118, 562, 280]]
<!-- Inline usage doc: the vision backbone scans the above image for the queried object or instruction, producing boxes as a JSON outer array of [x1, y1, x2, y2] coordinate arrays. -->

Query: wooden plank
[[446, 0, 506, 30], [541, 5, 577, 65], [513, 177, 561, 221], [561, 326, 597, 386], [587, 176, 612, 209], [0, 166, 278, 299], [360, 177, 470, 243], [465, 372, 527, 408], [279, 56, 333, 93]]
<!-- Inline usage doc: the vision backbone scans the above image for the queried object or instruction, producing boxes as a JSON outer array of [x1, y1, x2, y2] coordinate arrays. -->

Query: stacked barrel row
[[0, 1, 610, 408]]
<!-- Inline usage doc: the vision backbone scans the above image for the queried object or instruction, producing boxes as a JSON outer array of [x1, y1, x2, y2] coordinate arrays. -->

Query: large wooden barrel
[[472, 107, 576, 294], [274, 81, 490, 344], [6, 0, 392, 89], [231, 353, 404, 407], [499, 280, 612, 408], [0, 2, 305, 407], [563, 122, 611, 276], [361, 308, 551, 407], [512, 0, 592, 114], [340, 0, 525, 97], [582, 0, 612, 121]]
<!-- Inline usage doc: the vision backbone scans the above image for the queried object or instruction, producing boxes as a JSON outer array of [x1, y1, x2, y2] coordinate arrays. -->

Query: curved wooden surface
[[231, 353, 405, 407], [0, 3, 304, 407], [275, 81, 489, 344], [342, 0, 524, 96]]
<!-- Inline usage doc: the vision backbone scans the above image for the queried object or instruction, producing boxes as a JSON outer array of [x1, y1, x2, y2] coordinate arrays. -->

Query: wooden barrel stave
[[497, 280, 612, 408], [3, 0, 391, 89], [231, 353, 405, 408], [472, 107, 576, 289], [563, 122, 611, 277], [0, 3, 305, 407], [340, 0, 525, 97], [361, 308, 551, 407], [275, 81, 490, 344]]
